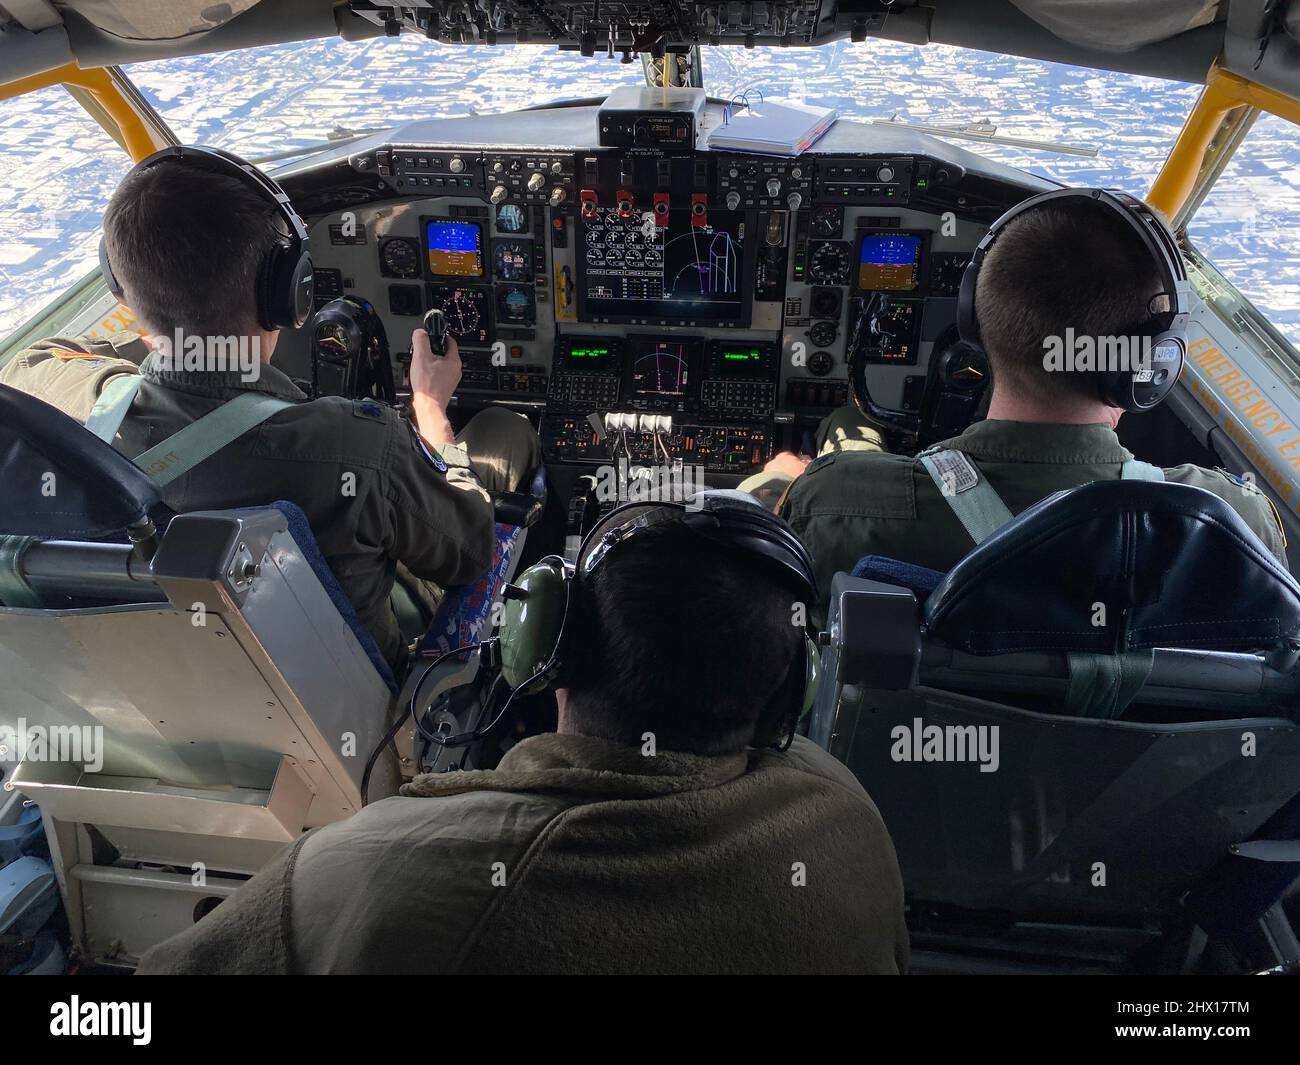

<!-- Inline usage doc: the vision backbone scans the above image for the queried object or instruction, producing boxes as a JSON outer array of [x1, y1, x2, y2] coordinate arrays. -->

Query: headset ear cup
[[956, 253, 980, 345], [99, 235, 124, 302], [499, 558, 571, 691]]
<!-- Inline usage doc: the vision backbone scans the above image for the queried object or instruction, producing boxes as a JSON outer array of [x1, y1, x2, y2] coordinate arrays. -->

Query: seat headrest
[[924, 479, 1300, 655], [0, 384, 166, 539]]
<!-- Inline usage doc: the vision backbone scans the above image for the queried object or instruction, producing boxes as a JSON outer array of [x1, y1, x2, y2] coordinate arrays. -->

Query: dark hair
[[562, 522, 804, 756], [974, 200, 1166, 403], [103, 161, 283, 337]]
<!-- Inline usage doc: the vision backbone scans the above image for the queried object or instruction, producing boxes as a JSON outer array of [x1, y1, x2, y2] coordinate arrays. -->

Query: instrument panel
[[283, 125, 1009, 480]]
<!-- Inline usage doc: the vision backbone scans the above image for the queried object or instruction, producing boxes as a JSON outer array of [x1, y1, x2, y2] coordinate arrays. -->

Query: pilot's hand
[[409, 328, 460, 447], [409, 327, 462, 409], [764, 451, 812, 480]]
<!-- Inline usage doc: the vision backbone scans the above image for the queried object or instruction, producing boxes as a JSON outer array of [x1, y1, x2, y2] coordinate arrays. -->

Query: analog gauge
[[496, 203, 528, 234], [379, 237, 420, 279], [426, 285, 489, 345], [930, 252, 973, 297], [810, 206, 844, 238], [809, 320, 838, 348], [807, 241, 853, 286], [808, 351, 835, 377]]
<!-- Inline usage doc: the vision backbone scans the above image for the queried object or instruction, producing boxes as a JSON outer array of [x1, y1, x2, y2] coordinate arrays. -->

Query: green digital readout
[[570, 347, 611, 358], [717, 347, 766, 377]]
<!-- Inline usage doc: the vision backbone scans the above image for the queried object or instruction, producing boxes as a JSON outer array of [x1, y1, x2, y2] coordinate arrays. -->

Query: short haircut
[[974, 200, 1167, 404], [562, 522, 804, 756], [103, 160, 283, 337]]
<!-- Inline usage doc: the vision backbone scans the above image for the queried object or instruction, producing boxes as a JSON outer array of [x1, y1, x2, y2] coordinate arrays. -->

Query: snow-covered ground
[[1, 37, 1296, 344]]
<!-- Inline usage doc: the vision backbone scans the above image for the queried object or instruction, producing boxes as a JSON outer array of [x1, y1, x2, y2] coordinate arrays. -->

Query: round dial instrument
[[810, 206, 844, 238], [807, 241, 852, 286], [809, 320, 838, 348], [808, 350, 835, 377], [379, 237, 420, 279]]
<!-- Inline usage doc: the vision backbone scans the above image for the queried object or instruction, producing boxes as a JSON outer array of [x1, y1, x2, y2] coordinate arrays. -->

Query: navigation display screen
[[424, 219, 484, 278], [577, 208, 751, 325], [628, 336, 699, 399], [857, 232, 925, 293]]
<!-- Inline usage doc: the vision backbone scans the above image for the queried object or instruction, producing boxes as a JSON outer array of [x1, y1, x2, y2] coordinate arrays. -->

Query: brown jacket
[[0, 334, 495, 665], [136, 734, 909, 975]]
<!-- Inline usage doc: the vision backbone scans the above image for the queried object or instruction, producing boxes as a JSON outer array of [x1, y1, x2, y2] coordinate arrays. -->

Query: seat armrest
[[492, 490, 544, 528]]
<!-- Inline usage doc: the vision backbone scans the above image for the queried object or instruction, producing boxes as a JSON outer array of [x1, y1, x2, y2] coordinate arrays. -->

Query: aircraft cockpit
[[269, 95, 1017, 520], [4, 0, 1300, 997]]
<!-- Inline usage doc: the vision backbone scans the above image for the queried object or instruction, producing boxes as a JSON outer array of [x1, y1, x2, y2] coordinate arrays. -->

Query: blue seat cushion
[[267, 501, 397, 693], [852, 555, 946, 599]]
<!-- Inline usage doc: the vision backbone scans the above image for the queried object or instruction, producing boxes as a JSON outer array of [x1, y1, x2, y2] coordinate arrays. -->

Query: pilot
[[135, 494, 909, 975], [0, 147, 539, 670], [746, 192, 1290, 609]]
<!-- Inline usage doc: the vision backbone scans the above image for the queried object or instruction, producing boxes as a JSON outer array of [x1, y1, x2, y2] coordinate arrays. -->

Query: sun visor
[[1009, 0, 1221, 53], [44, 0, 264, 40]]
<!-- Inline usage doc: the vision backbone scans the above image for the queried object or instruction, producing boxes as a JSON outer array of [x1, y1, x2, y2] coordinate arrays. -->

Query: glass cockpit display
[[494, 239, 532, 282], [426, 285, 490, 345], [495, 203, 529, 234], [423, 218, 484, 279], [577, 208, 752, 326], [627, 336, 699, 401], [857, 231, 926, 293]]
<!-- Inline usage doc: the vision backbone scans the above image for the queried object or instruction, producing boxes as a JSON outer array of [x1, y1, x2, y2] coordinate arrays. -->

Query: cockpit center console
[[289, 105, 1006, 489]]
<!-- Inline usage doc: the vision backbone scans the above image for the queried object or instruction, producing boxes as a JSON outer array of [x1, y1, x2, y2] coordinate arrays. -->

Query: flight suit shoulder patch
[[804, 452, 836, 475], [352, 398, 386, 421]]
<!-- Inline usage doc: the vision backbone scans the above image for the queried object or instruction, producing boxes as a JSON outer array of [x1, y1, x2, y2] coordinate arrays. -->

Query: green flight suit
[[0, 333, 540, 668], [769, 416, 1290, 624]]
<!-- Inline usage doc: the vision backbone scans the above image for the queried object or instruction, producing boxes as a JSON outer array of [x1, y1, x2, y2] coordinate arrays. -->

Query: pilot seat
[[0, 384, 541, 967], [810, 478, 1300, 974]]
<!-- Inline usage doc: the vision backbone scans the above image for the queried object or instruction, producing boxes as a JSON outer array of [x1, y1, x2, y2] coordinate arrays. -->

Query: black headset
[[497, 491, 823, 750], [956, 187, 1190, 413], [98, 145, 314, 331]]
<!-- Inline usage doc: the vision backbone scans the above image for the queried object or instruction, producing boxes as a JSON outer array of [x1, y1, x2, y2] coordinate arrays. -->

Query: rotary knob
[[725, 190, 742, 211], [548, 186, 567, 206], [550, 160, 563, 174], [490, 185, 509, 204], [765, 177, 781, 197], [877, 164, 895, 182], [527, 172, 546, 192], [786, 191, 803, 211], [492, 161, 505, 174], [791, 167, 803, 180], [448, 156, 465, 174]]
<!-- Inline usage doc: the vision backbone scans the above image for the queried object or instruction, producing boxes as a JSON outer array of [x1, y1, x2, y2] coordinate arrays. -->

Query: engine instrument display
[[577, 208, 751, 326], [857, 231, 925, 293], [423, 219, 484, 279], [426, 284, 490, 345]]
